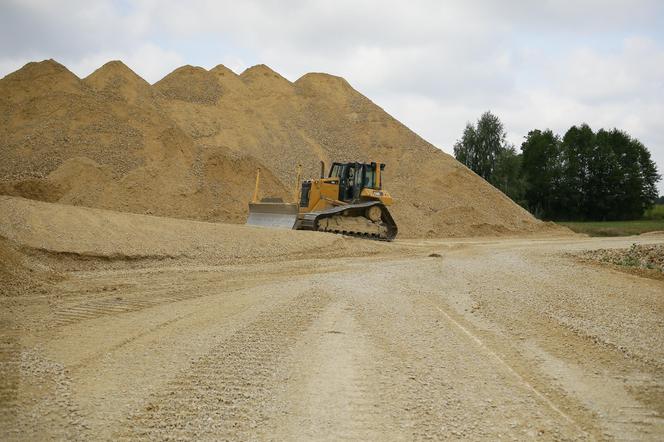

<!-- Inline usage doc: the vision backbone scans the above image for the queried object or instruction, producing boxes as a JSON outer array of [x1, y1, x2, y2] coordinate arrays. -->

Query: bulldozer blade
[[246, 202, 299, 229]]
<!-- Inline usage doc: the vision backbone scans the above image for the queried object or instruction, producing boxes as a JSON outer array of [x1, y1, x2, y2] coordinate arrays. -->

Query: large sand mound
[[1, 59, 552, 237]]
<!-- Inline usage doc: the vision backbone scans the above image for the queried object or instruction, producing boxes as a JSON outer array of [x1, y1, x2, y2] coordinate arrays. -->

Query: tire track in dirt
[[261, 301, 404, 441], [36, 277, 311, 440], [50, 275, 246, 327], [418, 242, 664, 439], [424, 296, 589, 436], [0, 323, 19, 435], [115, 291, 331, 440], [52, 294, 196, 327], [344, 271, 591, 440], [1, 349, 89, 441], [48, 264, 354, 328]]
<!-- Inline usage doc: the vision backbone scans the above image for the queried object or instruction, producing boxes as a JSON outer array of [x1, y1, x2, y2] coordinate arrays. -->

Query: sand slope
[[0, 195, 386, 267], [1, 59, 551, 237], [0, 60, 288, 225]]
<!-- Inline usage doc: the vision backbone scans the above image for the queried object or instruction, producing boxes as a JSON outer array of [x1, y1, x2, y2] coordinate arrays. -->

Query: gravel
[[578, 243, 664, 273]]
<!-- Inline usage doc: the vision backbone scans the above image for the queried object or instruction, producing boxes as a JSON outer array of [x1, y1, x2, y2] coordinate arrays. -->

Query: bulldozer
[[247, 161, 398, 240]]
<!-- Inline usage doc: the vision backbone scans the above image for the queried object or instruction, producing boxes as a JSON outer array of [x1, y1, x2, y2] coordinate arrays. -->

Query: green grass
[[644, 204, 664, 220], [560, 219, 664, 237]]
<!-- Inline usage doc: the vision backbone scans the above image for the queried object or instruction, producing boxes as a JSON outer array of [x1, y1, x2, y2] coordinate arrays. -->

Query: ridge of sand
[[0, 195, 385, 266], [0, 59, 83, 102], [209, 64, 247, 94], [240, 64, 294, 96], [0, 59, 556, 238], [153, 65, 223, 105], [83, 60, 153, 105], [294, 72, 357, 101]]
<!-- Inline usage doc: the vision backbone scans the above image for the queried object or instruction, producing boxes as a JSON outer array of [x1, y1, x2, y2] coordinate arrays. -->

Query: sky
[[2, 0, 663, 194]]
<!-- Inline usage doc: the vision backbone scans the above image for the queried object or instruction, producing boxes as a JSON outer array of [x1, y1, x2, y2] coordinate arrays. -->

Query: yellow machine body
[[300, 177, 394, 213], [247, 161, 398, 240]]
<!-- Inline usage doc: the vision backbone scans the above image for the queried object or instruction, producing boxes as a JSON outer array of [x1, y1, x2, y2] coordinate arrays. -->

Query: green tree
[[520, 124, 660, 221], [559, 124, 596, 220], [586, 129, 622, 220], [520, 129, 561, 219], [491, 145, 526, 205], [453, 111, 507, 182], [631, 135, 660, 214]]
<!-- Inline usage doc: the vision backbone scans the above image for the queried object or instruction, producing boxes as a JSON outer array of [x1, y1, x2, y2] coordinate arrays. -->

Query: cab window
[[329, 164, 342, 178], [363, 165, 376, 188]]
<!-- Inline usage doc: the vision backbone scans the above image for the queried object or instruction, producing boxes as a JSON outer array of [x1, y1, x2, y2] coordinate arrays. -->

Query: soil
[[0, 59, 564, 238], [1, 198, 662, 440]]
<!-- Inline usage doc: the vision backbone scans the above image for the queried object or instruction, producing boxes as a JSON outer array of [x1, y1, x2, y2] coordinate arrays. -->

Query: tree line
[[453, 112, 661, 221]]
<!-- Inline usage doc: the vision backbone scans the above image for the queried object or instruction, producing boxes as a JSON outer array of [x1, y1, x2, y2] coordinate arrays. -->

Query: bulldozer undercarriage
[[295, 202, 398, 241], [317, 214, 388, 237]]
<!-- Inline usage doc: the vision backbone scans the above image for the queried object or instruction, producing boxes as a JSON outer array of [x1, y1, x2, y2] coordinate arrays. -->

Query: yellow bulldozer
[[247, 161, 398, 240]]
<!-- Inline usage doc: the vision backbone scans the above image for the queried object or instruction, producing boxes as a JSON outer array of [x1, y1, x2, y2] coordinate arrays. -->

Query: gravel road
[[2, 235, 663, 440]]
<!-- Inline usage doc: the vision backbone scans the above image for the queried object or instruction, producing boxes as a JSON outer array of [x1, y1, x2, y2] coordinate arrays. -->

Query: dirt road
[[2, 235, 663, 440]]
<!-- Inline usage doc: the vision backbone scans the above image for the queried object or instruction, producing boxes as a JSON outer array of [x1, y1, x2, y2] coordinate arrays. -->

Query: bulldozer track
[[52, 295, 191, 327], [261, 301, 397, 440], [116, 292, 331, 440], [49, 268, 338, 327], [321, 228, 388, 241]]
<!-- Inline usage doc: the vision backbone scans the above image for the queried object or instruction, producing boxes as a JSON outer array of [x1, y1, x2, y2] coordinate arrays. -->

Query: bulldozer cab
[[329, 162, 384, 203]]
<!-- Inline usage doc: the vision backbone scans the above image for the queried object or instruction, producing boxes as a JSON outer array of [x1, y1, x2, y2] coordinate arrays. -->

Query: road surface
[[2, 235, 663, 440]]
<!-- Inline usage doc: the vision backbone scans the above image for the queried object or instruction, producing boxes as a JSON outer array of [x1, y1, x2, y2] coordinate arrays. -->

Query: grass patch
[[560, 219, 664, 236], [644, 204, 664, 220]]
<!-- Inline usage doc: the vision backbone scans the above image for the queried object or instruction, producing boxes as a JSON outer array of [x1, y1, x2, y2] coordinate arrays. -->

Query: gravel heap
[[0, 59, 565, 238], [579, 243, 664, 273]]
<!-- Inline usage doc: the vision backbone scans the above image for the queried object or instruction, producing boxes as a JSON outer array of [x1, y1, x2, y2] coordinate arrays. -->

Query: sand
[[0, 195, 390, 275], [0, 59, 560, 238]]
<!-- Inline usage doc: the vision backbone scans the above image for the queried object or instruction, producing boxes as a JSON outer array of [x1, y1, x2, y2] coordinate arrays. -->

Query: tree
[[585, 129, 621, 220], [632, 135, 660, 214], [559, 124, 595, 220], [520, 129, 561, 219], [455, 115, 661, 220], [519, 124, 660, 221], [560, 127, 660, 220], [491, 145, 526, 206], [453, 111, 508, 182]]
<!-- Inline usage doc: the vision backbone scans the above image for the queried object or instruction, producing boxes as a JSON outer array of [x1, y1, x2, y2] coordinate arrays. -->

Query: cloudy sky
[[2, 0, 663, 193]]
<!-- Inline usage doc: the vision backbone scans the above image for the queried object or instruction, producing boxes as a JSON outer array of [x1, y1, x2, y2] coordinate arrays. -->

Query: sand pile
[[0, 59, 289, 225], [1, 59, 553, 237], [0, 196, 388, 267]]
